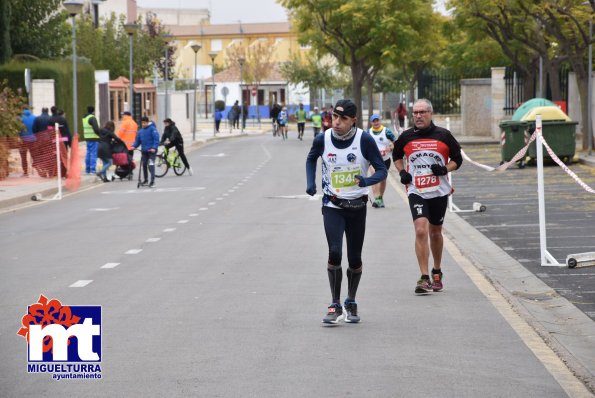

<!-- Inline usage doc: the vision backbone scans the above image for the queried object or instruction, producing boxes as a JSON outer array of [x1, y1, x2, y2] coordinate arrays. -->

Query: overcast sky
[[136, 0, 448, 24], [137, 0, 288, 24]]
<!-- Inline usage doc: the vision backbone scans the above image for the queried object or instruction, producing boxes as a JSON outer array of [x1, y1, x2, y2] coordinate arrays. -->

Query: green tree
[[280, 0, 427, 126], [0, 0, 12, 64], [75, 12, 170, 81], [449, 0, 594, 149], [9, 0, 70, 59], [280, 52, 339, 106]]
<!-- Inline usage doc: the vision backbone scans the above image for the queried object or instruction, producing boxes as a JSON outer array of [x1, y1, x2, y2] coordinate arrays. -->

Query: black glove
[[399, 170, 412, 185], [306, 184, 317, 196], [431, 164, 448, 176], [354, 175, 368, 187]]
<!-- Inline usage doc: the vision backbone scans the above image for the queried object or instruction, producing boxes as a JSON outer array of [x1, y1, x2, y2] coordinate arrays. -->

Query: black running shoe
[[344, 301, 360, 323], [322, 303, 343, 324], [415, 278, 433, 294]]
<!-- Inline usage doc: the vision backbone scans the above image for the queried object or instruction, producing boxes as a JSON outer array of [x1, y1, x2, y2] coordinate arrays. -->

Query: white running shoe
[[188, 167, 194, 176]]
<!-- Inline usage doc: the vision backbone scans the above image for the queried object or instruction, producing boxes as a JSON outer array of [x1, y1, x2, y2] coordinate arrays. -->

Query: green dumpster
[[522, 106, 577, 163], [499, 120, 529, 167]]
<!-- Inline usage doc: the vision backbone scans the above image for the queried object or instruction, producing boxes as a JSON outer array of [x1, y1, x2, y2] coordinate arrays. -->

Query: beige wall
[[461, 78, 492, 137]]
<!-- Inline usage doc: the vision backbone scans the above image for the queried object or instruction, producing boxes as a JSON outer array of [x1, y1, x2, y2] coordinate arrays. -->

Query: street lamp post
[[191, 43, 201, 141], [63, 0, 83, 137], [209, 51, 218, 137], [124, 23, 137, 116], [238, 56, 245, 133]]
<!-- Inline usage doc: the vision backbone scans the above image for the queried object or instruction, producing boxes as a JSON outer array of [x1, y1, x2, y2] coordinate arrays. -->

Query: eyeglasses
[[412, 110, 430, 116]]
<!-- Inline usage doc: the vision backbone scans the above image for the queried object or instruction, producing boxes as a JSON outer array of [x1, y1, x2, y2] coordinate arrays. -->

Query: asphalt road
[[451, 144, 595, 321], [0, 135, 587, 397]]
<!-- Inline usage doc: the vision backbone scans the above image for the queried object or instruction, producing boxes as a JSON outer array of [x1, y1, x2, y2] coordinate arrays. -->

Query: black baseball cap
[[333, 99, 357, 118]]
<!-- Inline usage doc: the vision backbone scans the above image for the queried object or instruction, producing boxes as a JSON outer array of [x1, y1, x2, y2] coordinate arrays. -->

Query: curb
[[444, 209, 595, 393]]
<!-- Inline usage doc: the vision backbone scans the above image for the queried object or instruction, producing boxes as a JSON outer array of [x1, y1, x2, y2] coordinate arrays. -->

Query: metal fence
[[418, 69, 490, 114], [504, 66, 570, 115]]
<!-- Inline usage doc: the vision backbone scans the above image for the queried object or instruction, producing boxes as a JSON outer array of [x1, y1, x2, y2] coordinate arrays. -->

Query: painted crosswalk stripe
[[101, 262, 120, 269], [126, 249, 142, 254], [70, 280, 93, 288]]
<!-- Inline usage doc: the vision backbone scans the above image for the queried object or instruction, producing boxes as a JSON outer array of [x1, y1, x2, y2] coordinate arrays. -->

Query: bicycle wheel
[[154, 154, 169, 177], [172, 155, 187, 176]]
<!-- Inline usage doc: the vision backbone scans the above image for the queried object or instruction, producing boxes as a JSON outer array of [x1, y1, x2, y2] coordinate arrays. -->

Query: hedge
[[0, 59, 95, 138]]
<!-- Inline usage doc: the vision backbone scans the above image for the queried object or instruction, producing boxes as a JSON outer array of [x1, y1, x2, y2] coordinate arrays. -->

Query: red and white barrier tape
[[540, 132, 595, 194], [461, 129, 595, 194]]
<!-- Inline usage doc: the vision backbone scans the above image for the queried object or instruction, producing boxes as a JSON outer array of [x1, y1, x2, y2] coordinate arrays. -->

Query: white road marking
[[70, 280, 93, 287], [201, 153, 227, 157], [228, 189, 235, 193], [189, 213, 199, 216], [101, 187, 205, 195], [146, 238, 161, 242], [223, 193, 229, 197], [178, 220, 189, 224], [238, 182, 244, 186], [208, 202, 216, 206], [126, 249, 142, 254], [101, 263, 120, 269], [163, 228, 176, 232], [198, 208, 208, 211], [89, 207, 120, 212], [216, 197, 223, 201]]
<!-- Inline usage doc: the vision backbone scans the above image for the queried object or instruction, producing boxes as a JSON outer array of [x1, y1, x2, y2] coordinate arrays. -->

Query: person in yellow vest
[[116, 111, 138, 157], [310, 106, 322, 138], [82, 106, 100, 174]]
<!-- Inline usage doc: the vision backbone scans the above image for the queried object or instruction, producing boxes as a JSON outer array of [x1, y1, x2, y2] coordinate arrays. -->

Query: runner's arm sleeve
[[360, 134, 387, 186], [305, 134, 324, 194], [447, 134, 463, 169]]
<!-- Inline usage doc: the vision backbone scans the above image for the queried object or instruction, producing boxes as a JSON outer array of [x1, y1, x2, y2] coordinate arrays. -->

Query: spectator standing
[[395, 102, 407, 130], [96, 120, 125, 182], [48, 106, 72, 148], [242, 102, 249, 129], [32, 107, 51, 134], [131, 116, 160, 187], [82, 106, 101, 174], [116, 111, 138, 157], [19, 108, 36, 177], [232, 101, 240, 129], [215, 109, 223, 133]]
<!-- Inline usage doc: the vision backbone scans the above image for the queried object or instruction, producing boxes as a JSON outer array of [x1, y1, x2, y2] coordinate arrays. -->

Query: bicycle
[[155, 145, 187, 177]]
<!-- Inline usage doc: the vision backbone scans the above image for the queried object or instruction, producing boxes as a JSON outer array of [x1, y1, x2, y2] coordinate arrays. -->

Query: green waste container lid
[[511, 98, 556, 121]]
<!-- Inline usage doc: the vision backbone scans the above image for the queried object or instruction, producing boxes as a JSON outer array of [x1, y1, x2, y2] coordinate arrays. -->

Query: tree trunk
[[351, 60, 366, 129], [366, 75, 374, 130], [574, 65, 590, 150]]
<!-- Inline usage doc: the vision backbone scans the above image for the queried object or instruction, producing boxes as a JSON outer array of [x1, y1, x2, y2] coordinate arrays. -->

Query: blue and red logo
[[17, 295, 102, 379]]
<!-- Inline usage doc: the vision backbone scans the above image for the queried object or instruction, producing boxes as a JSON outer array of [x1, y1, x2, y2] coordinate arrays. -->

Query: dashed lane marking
[[100, 263, 120, 269], [125, 249, 142, 254], [163, 228, 176, 232], [177, 220, 189, 224], [146, 238, 161, 242], [70, 280, 93, 287]]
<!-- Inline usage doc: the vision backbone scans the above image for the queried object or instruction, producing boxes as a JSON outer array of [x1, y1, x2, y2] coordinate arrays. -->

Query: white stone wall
[[31, 80, 55, 114]]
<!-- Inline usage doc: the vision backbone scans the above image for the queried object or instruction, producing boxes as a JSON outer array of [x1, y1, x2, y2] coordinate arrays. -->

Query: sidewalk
[[0, 124, 267, 211]]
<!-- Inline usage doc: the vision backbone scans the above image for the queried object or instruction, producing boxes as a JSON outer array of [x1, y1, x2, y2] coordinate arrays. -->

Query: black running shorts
[[407, 193, 449, 225]]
